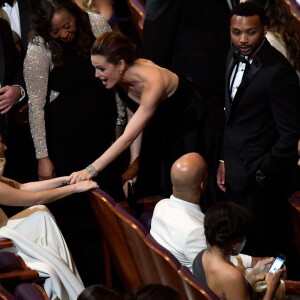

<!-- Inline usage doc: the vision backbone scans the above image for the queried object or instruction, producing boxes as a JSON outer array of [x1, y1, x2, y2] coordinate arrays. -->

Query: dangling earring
[[119, 68, 123, 75]]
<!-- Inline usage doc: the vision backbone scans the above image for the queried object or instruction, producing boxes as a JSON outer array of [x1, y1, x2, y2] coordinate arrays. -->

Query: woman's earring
[[119, 68, 123, 75]]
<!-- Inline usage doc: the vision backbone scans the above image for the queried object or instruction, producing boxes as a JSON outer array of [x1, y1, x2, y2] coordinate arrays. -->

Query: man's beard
[[0, 157, 6, 176]]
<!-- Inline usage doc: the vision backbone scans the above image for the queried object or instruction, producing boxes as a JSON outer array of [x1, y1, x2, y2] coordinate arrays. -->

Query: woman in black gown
[[24, 0, 124, 285]]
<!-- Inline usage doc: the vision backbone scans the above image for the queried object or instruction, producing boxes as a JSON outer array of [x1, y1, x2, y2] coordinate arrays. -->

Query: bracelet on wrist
[[85, 164, 98, 177]]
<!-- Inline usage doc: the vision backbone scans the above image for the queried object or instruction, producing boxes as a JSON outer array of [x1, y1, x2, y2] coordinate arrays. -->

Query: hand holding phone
[[269, 254, 286, 273]]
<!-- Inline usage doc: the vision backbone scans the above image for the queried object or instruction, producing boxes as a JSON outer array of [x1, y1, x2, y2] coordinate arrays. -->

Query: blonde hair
[[78, 0, 98, 12]]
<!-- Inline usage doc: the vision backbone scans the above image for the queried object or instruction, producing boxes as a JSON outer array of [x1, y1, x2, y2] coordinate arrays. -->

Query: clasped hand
[[0, 86, 21, 114], [246, 257, 286, 286], [70, 169, 92, 184]]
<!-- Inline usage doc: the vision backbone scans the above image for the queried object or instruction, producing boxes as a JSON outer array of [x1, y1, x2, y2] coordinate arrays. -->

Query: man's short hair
[[231, 2, 268, 26]]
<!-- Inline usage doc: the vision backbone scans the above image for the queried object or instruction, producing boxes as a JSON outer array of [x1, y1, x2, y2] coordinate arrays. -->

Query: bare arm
[[70, 78, 165, 183], [264, 270, 284, 300], [20, 176, 71, 192], [245, 257, 274, 286], [127, 107, 142, 164], [0, 179, 98, 207]]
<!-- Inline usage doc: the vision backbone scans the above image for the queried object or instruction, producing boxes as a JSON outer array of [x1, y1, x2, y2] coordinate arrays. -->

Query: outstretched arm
[[0, 178, 98, 207], [69, 76, 164, 184], [70, 102, 155, 183], [20, 176, 71, 192]]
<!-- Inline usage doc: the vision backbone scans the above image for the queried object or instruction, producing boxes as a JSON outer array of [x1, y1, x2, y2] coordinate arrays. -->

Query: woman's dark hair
[[247, 0, 300, 70], [78, 284, 123, 300], [30, 0, 95, 66], [204, 202, 251, 250], [91, 31, 138, 65], [231, 2, 268, 26], [130, 284, 180, 300]]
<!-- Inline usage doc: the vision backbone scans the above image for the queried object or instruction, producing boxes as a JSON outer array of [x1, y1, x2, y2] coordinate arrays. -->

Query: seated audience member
[[78, 284, 124, 300], [0, 124, 98, 299], [151, 153, 300, 298], [150, 152, 253, 271], [130, 284, 180, 300], [192, 202, 282, 300], [0, 130, 98, 207], [0, 3, 37, 187]]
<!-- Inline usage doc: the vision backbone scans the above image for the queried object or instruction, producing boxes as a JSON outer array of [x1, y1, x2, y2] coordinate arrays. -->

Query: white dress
[[0, 205, 84, 300]]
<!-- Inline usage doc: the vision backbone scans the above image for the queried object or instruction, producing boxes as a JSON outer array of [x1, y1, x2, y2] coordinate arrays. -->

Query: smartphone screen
[[269, 254, 286, 273]]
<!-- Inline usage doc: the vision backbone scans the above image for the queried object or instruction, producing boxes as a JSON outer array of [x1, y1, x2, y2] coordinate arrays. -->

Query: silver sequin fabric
[[24, 12, 126, 159]]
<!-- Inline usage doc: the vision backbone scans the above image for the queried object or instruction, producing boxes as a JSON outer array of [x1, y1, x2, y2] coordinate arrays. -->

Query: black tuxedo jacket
[[18, 0, 33, 48], [224, 39, 300, 192], [143, 0, 232, 104], [0, 18, 22, 86], [2, 0, 33, 48]]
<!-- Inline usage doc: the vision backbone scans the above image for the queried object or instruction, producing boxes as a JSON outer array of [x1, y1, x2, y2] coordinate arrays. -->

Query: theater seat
[[14, 283, 49, 300], [88, 188, 217, 300], [125, 0, 146, 42], [0, 284, 14, 300], [0, 252, 39, 283], [288, 191, 300, 257]]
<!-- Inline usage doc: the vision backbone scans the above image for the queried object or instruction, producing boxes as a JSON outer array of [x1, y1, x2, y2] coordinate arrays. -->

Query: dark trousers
[[226, 178, 300, 279]]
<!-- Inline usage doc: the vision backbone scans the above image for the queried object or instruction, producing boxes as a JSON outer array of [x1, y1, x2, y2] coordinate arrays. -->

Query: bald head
[[171, 153, 208, 201]]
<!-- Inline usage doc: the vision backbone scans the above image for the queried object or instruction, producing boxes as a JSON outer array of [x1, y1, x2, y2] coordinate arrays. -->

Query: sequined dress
[[24, 12, 124, 285], [24, 12, 124, 194]]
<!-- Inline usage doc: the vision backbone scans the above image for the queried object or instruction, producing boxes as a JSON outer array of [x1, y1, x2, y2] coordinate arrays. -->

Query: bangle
[[85, 164, 98, 177]]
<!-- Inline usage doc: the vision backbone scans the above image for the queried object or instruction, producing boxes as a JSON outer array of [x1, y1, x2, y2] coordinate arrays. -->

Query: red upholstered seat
[[14, 283, 49, 300], [88, 188, 217, 300], [288, 191, 300, 257]]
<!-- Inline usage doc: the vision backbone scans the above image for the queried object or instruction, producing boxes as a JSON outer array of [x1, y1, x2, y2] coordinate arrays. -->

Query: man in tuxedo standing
[[0, 18, 25, 118], [0, 17, 31, 217], [1, 0, 38, 185], [217, 2, 300, 277], [1, 0, 34, 48]]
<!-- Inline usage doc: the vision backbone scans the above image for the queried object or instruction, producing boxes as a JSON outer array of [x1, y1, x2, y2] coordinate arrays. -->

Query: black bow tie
[[233, 52, 250, 65]]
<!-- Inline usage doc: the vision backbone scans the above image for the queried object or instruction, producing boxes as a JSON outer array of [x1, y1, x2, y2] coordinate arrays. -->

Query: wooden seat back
[[88, 188, 217, 300]]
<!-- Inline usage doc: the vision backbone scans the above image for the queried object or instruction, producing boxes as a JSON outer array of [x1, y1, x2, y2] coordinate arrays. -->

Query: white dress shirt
[[150, 195, 252, 271], [151, 195, 207, 271], [2, 0, 21, 39]]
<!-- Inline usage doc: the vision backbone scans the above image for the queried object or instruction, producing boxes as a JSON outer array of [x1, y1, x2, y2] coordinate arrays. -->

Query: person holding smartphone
[[193, 202, 283, 300]]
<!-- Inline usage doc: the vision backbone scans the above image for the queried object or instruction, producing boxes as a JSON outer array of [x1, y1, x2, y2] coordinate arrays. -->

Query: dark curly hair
[[204, 202, 251, 250], [231, 2, 268, 26], [30, 0, 95, 66], [247, 0, 300, 71], [91, 31, 138, 66]]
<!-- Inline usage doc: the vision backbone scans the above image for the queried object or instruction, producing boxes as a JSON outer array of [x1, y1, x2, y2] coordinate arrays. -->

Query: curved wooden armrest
[[0, 239, 13, 249], [289, 191, 300, 211], [0, 269, 39, 282]]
